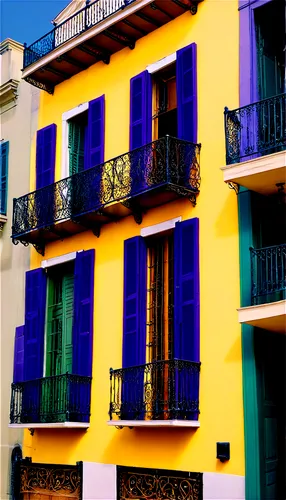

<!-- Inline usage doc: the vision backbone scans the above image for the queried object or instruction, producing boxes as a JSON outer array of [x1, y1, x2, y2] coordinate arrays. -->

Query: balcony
[[22, 0, 202, 93], [12, 136, 201, 255], [108, 359, 201, 428], [9, 373, 92, 428], [238, 244, 286, 334], [222, 93, 286, 195]]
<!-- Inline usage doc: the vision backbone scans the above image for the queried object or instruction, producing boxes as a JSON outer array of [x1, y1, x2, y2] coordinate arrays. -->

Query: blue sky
[[1, 0, 69, 45]]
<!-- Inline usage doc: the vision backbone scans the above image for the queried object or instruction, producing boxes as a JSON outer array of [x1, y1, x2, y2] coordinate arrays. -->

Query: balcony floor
[[221, 150, 286, 195], [13, 182, 198, 252], [9, 422, 89, 429], [107, 419, 200, 428], [238, 299, 286, 334]]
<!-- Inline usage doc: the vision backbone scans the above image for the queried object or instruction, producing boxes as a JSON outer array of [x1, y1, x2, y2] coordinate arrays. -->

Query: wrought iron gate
[[117, 466, 202, 500]]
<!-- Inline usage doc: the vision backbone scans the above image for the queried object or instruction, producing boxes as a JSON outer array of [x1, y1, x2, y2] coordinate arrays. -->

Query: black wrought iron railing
[[109, 359, 200, 421], [23, 0, 135, 68], [224, 93, 286, 164], [251, 243, 286, 305], [10, 373, 92, 424], [12, 136, 200, 239]]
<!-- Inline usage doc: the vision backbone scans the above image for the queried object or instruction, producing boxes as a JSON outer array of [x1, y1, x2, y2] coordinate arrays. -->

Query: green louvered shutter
[[46, 276, 63, 377], [46, 272, 74, 376], [69, 121, 85, 175], [62, 273, 74, 373]]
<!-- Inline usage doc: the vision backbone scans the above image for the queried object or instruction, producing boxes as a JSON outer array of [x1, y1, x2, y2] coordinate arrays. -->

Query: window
[[254, 0, 285, 99], [146, 231, 174, 363], [119, 219, 200, 421], [0, 141, 9, 215], [153, 63, 177, 139], [45, 261, 74, 376], [68, 111, 88, 175]]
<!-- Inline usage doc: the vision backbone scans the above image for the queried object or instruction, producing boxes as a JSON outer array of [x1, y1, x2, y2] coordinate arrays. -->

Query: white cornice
[[0, 79, 19, 107], [0, 38, 23, 55]]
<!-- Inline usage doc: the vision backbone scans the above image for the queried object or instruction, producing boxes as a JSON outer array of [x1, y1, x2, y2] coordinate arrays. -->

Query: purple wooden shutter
[[88, 95, 105, 169], [177, 43, 197, 143], [24, 269, 47, 381], [123, 236, 147, 367], [36, 124, 56, 189], [174, 218, 200, 420], [130, 71, 152, 150], [73, 249, 95, 377], [122, 236, 147, 420], [13, 326, 25, 383]]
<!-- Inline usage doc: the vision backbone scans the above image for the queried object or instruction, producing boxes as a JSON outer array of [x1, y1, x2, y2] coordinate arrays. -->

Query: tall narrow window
[[254, 0, 285, 100], [68, 111, 88, 175], [146, 232, 174, 419], [153, 64, 177, 139], [121, 219, 199, 421], [147, 232, 174, 363]]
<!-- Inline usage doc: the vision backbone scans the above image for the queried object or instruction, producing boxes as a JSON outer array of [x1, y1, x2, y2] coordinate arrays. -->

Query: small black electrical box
[[216, 442, 230, 462]]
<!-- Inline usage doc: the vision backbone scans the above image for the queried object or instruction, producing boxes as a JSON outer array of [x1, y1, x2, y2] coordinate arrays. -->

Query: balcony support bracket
[[71, 216, 101, 238], [91, 224, 101, 238], [188, 193, 197, 206], [228, 182, 240, 194], [104, 29, 136, 50], [24, 76, 54, 95], [167, 184, 198, 207], [189, 1, 201, 15], [121, 200, 143, 225], [12, 238, 27, 248], [33, 242, 45, 256]]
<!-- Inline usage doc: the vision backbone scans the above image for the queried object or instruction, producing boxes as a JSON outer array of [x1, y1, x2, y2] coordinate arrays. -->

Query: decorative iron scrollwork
[[118, 466, 203, 500], [109, 359, 200, 421], [20, 463, 81, 496]]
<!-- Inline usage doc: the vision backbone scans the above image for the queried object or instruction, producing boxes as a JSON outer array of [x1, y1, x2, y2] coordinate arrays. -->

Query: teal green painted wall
[[238, 188, 261, 500]]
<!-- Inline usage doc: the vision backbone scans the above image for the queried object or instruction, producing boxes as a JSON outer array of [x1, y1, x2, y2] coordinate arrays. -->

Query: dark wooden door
[[256, 332, 285, 500]]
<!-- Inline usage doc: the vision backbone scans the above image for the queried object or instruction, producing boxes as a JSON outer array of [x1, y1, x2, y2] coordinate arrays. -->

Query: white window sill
[[107, 420, 200, 428]]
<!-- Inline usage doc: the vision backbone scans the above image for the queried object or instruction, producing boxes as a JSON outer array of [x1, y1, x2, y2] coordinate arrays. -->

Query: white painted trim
[[62, 102, 89, 122], [22, 0, 154, 79], [83, 463, 116, 500], [147, 52, 176, 74], [9, 422, 89, 429], [203, 472, 245, 500], [107, 419, 200, 428], [41, 251, 77, 269], [141, 217, 181, 237], [62, 102, 89, 179]]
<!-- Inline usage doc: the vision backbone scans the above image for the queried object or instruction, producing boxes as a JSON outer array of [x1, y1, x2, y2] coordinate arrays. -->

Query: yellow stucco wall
[[24, 0, 244, 476]]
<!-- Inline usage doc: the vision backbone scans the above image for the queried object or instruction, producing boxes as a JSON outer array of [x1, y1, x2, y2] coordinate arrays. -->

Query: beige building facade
[[0, 38, 39, 500]]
